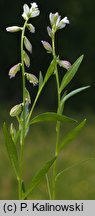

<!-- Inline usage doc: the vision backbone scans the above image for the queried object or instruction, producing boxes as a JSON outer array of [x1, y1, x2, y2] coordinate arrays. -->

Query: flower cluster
[[6, 2, 39, 86], [6, 2, 40, 117], [22, 2, 40, 20], [49, 13, 69, 31], [41, 12, 71, 71]]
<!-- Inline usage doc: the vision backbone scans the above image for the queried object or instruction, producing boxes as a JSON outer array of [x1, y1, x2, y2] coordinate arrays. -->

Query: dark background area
[[0, 0, 95, 112]]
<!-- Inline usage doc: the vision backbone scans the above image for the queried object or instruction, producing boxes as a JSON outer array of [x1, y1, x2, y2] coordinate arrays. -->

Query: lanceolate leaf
[[61, 86, 90, 104], [3, 123, 19, 178], [43, 58, 56, 84], [59, 55, 84, 93], [55, 158, 93, 182], [59, 119, 86, 152], [60, 86, 90, 111], [30, 112, 77, 125], [23, 156, 57, 199]]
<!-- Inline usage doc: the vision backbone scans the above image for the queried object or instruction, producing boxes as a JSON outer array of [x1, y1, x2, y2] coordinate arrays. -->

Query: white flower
[[58, 17, 70, 29], [9, 63, 21, 78], [49, 12, 69, 31], [49, 13, 59, 26], [25, 73, 38, 86], [59, 60, 71, 70], [6, 26, 22, 32], [30, 2, 40, 17], [22, 2, 40, 20], [22, 4, 30, 20]]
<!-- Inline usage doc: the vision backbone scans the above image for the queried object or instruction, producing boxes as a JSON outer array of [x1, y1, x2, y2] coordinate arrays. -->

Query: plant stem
[[52, 33, 61, 199], [46, 174, 52, 200], [27, 84, 43, 123], [19, 20, 27, 199]]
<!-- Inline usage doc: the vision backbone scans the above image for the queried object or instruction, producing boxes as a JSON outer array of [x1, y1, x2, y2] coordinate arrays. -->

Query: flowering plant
[[3, 2, 89, 199]]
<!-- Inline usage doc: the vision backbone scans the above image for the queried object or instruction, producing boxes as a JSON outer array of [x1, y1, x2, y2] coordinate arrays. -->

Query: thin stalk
[[52, 34, 61, 199], [19, 20, 27, 199], [27, 84, 43, 123], [46, 174, 52, 200]]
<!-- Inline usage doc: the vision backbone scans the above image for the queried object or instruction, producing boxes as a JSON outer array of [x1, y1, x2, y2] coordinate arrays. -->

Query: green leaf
[[61, 86, 90, 104], [39, 71, 43, 90], [43, 59, 56, 84], [55, 158, 94, 182], [3, 122, 19, 178], [60, 86, 90, 113], [59, 55, 84, 93], [30, 112, 77, 125], [59, 119, 86, 152], [23, 156, 57, 199]]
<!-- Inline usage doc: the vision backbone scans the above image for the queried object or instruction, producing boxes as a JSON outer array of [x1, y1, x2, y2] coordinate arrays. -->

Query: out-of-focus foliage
[[0, 0, 95, 111]]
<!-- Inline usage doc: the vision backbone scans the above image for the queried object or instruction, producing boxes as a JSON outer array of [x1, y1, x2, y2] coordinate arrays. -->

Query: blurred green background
[[0, 0, 95, 199]]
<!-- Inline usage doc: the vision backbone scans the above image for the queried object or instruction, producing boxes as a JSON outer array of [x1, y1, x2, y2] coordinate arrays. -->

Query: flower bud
[[23, 51, 30, 67], [25, 88, 31, 104], [6, 26, 22, 32], [47, 26, 52, 38], [10, 123, 16, 141], [10, 103, 23, 117], [41, 41, 52, 53], [25, 73, 38, 86], [9, 63, 21, 78], [59, 60, 71, 70], [27, 24, 35, 33], [24, 36, 32, 53]]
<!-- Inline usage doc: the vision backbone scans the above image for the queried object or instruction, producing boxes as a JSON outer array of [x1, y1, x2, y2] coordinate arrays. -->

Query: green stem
[[46, 174, 52, 200], [52, 34, 61, 199], [27, 84, 43, 123], [19, 20, 28, 199]]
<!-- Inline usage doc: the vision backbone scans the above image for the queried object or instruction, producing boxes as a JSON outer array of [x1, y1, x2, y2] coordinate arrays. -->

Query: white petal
[[23, 4, 30, 15], [30, 2, 38, 8], [49, 13, 55, 25], [62, 16, 70, 24], [6, 26, 22, 32]]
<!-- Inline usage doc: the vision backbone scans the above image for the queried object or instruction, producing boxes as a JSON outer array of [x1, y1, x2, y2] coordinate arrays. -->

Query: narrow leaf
[[30, 112, 77, 125], [3, 123, 19, 178], [23, 156, 57, 199], [60, 86, 90, 112], [43, 59, 56, 84], [55, 158, 94, 181], [59, 55, 84, 93], [59, 119, 86, 152], [61, 86, 90, 104]]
